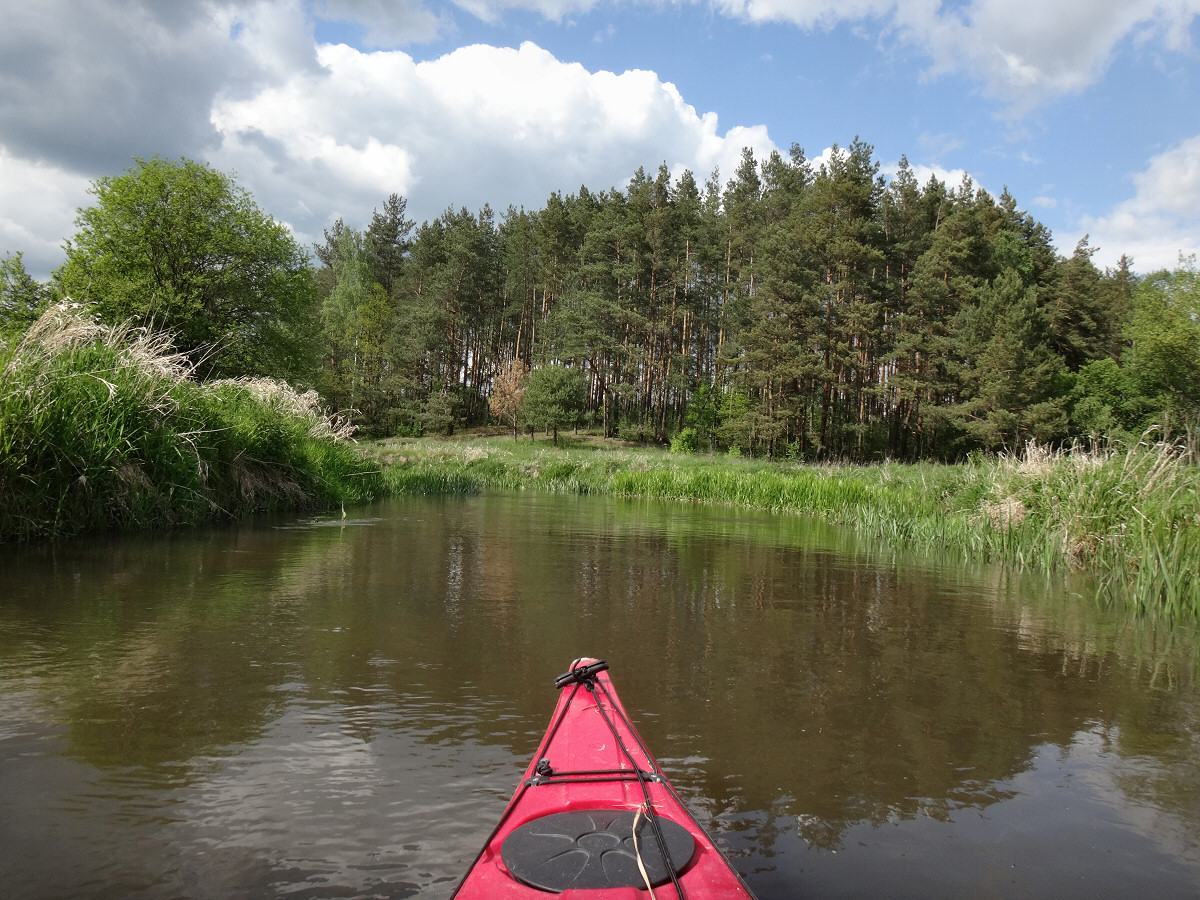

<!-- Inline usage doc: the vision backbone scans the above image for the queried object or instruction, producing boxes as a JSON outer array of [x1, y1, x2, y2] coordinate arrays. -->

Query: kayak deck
[[451, 659, 756, 898]]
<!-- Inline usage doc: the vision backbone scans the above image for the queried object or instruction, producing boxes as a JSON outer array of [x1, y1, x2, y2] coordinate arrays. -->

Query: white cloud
[[710, 0, 896, 30], [1070, 136, 1200, 273], [0, 0, 327, 277], [4, 0, 1196, 283], [913, 164, 971, 190], [705, 0, 1200, 115], [909, 0, 1200, 116], [338, 1, 1200, 114], [808, 144, 843, 172], [318, 0, 604, 34], [222, 0, 325, 81], [1128, 134, 1200, 220], [0, 0, 778, 277], [0, 147, 92, 278], [210, 39, 777, 247], [0, 0, 244, 170], [886, 159, 972, 193]]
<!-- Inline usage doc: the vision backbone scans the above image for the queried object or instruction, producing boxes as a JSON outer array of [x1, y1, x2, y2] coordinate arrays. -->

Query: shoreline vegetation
[[374, 431, 1200, 621], [2, 302, 1196, 620], [0, 303, 383, 542]]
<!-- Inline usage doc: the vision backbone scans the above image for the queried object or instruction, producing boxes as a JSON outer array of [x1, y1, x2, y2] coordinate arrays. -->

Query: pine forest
[[312, 139, 1195, 461]]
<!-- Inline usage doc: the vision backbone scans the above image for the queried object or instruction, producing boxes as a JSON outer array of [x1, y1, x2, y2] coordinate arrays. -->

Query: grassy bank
[[372, 433, 1200, 619], [1, 303, 384, 541]]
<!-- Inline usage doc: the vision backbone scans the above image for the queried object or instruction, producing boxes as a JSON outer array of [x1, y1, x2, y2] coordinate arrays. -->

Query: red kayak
[[451, 658, 757, 898]]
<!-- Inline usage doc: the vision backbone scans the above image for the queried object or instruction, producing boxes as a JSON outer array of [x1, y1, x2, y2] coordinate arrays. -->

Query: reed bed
[[372, 434, 1200, 619], [1, 302, 383, 541], [976, 439, 1200, 618]]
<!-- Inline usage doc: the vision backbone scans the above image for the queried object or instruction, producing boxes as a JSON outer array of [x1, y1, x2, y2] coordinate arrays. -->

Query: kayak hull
[[451, 659, 756, 899]]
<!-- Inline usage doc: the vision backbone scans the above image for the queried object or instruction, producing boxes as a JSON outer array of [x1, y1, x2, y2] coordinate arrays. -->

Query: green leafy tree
[[1, 252, 49, 339], [57, 157, 319, 381], [715, 388, 757, 455], [320, 226, 368, 406], [1125, 261, 1200, 431], [1070, 358, 1139, 438], [1070, 260, 1200, 438], [322, 228, 371, 349], [419, 390, 459, 436], [523, 364, 586, 445], [683, 382, 722, 451]]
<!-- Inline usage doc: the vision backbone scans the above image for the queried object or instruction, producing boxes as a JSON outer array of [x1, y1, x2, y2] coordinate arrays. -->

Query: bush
[[670, 427, 699, 454]]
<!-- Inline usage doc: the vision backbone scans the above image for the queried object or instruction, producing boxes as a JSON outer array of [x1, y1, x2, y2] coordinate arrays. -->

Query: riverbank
[[0, 303, 384, 541], [5, 299, 1195, 619], [371, 432, 1200, 619]]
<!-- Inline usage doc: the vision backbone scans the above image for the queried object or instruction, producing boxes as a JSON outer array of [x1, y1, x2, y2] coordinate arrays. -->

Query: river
[[1, 492, 1198, 898]]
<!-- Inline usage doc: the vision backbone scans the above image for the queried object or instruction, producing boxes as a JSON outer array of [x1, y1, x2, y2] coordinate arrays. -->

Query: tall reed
[[1, 303, 382, 541], [976, 438, 1200, 617], [373, 435, 1200, 619]]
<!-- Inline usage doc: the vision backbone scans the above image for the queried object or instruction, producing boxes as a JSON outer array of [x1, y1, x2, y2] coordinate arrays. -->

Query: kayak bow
[[451, 658, 757, 899]]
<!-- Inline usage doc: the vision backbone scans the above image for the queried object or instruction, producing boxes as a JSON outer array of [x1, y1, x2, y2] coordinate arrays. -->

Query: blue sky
[[2, 1, 1198, 279]]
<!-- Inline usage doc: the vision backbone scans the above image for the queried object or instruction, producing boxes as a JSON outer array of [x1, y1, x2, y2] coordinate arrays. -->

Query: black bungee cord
[[585, 669, 688, 899]]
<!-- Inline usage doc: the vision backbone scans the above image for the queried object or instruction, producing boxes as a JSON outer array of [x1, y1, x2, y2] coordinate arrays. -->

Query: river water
[[1, 492, 1198, 899]]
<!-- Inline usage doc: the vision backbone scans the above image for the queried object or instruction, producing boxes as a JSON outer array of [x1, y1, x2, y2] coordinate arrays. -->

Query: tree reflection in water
[[1, 493, 1197, 898]]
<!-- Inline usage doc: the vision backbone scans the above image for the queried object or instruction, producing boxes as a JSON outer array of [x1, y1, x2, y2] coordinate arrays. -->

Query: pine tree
[[880, 160, 944, 458], [950, 269, 1067, 449], [365, 194, 413, 295], [801, 139, 886, 457], [1042, 237, 1123, 370], [523, 364, 586, 445]]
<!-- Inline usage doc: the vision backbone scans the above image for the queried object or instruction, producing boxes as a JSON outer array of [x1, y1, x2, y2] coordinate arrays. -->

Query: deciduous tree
[[489, 358, 528, 438], [57, 157, 318, 381]]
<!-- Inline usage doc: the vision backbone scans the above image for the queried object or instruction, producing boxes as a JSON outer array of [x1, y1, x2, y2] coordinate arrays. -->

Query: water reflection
[[1, 493, 1198, 898]]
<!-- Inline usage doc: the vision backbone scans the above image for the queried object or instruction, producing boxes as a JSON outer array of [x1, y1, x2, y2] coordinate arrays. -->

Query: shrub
[[670, 427, 699, 454]]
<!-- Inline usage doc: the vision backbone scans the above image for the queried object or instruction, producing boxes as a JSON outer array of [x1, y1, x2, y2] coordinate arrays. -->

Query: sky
[[2, 0, 1199, 282]]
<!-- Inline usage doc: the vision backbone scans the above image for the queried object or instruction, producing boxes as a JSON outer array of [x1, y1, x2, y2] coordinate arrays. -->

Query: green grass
[[1, 303, 384, 541], [370, 432, 1200, 620]]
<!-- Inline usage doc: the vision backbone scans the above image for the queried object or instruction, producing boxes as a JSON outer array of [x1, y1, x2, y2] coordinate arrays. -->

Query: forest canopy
[[5, 140, 1198, 462], [306, 140, 1197, 460]]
